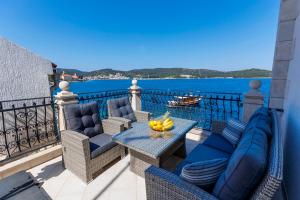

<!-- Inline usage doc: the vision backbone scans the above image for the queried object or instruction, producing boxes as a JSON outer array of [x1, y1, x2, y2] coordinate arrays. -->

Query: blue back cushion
[[204, 133, 235, 154], [64, 102, 103, 138], [107, 97, 136, 122], [244, 107, 272, 139], [213, 124, 269, 199]]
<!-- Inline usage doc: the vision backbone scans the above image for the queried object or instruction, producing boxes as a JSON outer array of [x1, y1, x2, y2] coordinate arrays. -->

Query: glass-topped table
[[112, 117, 197, 177]]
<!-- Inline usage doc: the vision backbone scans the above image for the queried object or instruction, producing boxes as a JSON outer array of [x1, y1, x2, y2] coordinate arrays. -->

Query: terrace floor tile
[[27, 129, 203, 200]]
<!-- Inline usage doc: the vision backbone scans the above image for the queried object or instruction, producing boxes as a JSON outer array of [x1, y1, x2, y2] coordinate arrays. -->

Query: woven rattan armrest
[[102, 119, 124, 135], [211, 120, 226, 134], [61, 130, 89, 145], [134, 110, 151, 122], [145, 166, 217, 200], [108, 117, 132, 129], [61, 129, 91, 162]]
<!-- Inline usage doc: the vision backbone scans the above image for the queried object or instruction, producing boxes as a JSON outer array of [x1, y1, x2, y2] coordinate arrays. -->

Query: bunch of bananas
[[148, 117, 174, 132]]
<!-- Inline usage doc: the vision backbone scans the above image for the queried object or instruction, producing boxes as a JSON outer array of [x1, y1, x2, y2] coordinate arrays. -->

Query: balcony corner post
[[242, 80, 264, 122], [129, 79, 142, 111], [54, 81, 78, 131]]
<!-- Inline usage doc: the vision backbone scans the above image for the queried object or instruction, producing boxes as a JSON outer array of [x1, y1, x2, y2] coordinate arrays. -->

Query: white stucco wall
[[0, 37, 53, 101], [282, 1, 300, 198]]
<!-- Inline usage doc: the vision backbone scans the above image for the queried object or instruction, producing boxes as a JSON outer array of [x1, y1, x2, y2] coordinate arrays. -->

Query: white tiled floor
[[27, 129, 208, 200], [29, 156, 143, 200]]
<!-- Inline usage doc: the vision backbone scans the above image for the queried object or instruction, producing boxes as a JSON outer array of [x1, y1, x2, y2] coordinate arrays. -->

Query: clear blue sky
[[0, 0, 279, 71]]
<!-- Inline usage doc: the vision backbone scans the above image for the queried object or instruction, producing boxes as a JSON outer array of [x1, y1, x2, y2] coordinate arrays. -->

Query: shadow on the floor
[[34, 158, 64, 183], [91, 162, 130, 200]]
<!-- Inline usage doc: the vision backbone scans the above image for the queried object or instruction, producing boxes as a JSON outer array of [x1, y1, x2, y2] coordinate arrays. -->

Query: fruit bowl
[[148, 117, 174, 132]]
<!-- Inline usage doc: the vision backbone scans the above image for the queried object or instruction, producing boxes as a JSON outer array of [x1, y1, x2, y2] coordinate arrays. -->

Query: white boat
[[167, 95, 202, 107]]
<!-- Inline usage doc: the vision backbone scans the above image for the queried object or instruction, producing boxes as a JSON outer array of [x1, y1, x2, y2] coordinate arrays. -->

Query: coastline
[[65, 78, 271, 101], [76, 77, 272, 82]]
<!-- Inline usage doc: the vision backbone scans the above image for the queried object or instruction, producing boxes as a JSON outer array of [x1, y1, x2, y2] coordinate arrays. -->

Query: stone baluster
[[55, 81, 78, 131], [243, 80, 264, 122], [129, 79, 142, 111]]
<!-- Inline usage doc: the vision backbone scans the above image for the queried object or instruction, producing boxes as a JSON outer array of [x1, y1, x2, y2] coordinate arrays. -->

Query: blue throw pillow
[[180, 158, 228, 187], [221, 119, 246, 145]]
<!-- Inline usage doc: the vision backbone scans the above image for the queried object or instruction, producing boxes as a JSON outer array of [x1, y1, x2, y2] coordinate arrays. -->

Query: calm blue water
[[68, 78, 271, 98], [64, 78, 271, 129]]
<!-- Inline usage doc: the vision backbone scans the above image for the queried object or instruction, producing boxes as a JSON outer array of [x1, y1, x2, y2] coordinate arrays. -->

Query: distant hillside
[[85, 68, 124, 76], [56, 68, 85, 76], [57, 68, 272, 78], [223, 69, 272, 78]]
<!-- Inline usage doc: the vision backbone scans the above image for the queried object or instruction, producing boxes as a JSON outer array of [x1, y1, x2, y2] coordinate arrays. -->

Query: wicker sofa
[[107, 97, 151, 128], [61, 102, 126, 183], [145, 108, 283, 200]]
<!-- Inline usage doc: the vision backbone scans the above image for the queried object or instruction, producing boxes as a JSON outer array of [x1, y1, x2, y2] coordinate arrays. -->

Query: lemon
[[156, 124, 163, 130], [148, 121, 153, 127]]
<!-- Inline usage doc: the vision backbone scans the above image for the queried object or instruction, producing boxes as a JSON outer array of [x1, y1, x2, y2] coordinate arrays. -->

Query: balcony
[[0, 80, 281, 200]]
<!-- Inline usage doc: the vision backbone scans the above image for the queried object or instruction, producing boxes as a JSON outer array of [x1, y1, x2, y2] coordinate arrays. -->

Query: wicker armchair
[[107, 97, 151, 128], [145, 109, 283, 200], [61, 102, 126, 183]]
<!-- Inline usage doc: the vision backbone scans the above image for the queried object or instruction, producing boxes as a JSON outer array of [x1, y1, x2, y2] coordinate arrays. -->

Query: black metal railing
[[0, 97, 59, 163], [0, 88, 242, 162], [141, 89, 242, 130], [77, 89, 130, 119], [76, 88, 242, 131]]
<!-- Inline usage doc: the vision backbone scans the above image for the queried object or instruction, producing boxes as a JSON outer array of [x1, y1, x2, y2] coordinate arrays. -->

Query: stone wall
[[280, 0, 300, 199], [0, 37, 54, 101], [270, 0, 300, 198], [269, 0, 299, 109]]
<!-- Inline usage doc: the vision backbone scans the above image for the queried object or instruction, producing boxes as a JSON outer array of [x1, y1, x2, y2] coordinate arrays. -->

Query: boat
[[167, 95, 202, 107]]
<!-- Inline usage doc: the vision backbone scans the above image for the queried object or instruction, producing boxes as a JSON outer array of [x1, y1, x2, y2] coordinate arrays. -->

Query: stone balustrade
[[243, 80, 264, 122], [55, 81, 78, 131], [129, 79, 142, 111]]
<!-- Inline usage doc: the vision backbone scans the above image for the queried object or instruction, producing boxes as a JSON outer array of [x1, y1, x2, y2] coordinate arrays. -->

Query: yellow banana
[[163, 118, 172, 125], [164, 121, 173, 127], [149, 118, 174, 132]]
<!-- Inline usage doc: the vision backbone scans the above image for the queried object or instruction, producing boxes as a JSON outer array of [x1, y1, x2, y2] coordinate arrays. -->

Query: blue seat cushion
[[89, 133, 118, 159], [204, 134, 235, 154], [64, 101, 103, 138], [174, 144, 230, 176], [107, 97, 136, 122], [213, 127, 268, 200]]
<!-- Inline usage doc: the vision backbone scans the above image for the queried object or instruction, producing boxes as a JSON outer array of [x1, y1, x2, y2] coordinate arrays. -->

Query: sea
[[67, 78, 271, 99], [64, 78, 271, 129]]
